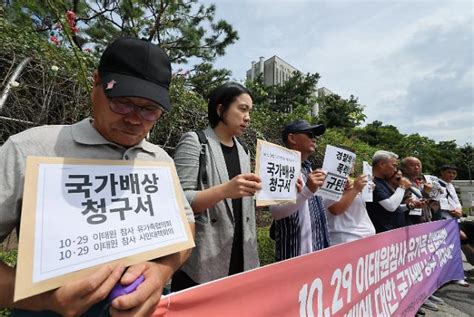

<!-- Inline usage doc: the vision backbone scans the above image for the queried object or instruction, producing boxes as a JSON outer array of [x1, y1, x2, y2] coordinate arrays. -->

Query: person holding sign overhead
[[172, 82, 262, 291], [0, 38, 195, 316], [270, 119, 329, 261]]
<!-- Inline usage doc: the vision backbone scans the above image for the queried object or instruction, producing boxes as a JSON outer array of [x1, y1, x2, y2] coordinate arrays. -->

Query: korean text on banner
[[154, 220, 463, 317], [15, 156, 194, 301], [255, 139, 301, 206], [316, 145, 356, 201]]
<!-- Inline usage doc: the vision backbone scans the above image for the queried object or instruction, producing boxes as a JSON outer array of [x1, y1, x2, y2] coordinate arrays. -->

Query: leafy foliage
[[0, 250, 17, 267], [257, 226, 275, 266], [5, 0, 238, 65], [317, 94, 366, 129], [354, 120, 473, 176], [0, 12, 93, 144], [150, 75, 208, 153], [247, 72, 320, 113], [184, 62, 231, 99]]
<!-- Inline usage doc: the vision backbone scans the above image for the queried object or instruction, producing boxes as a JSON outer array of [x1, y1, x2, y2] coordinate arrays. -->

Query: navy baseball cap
[[440, 164, 458, 171], [282, 119, 326, 143], [98, 37, 172, 111]]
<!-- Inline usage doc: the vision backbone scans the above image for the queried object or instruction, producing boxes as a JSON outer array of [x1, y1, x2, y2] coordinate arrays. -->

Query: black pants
[[171, 269, 199, 292], [460, 220, 474, 244]]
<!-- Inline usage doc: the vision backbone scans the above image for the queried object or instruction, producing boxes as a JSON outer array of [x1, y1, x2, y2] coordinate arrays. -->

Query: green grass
[[257, 226, 275, 266], [0, 250, 17, 267]]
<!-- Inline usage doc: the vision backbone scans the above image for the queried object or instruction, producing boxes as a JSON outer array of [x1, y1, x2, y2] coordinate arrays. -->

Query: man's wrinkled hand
[[109, 262, 166, 317], [49, 263, 124, 317]]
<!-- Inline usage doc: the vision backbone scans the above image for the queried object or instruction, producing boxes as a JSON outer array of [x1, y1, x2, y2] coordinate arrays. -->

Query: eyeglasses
[[108, 98, 164, 121], [297, 131, 320, 139]]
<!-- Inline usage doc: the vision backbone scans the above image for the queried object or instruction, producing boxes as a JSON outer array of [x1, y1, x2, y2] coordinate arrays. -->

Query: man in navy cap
[[0, 38, 195, 316], [270, 119, 329, 261]]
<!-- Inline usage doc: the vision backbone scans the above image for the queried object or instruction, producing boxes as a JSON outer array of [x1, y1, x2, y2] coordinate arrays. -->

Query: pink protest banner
[[154, 220, 464, 317]]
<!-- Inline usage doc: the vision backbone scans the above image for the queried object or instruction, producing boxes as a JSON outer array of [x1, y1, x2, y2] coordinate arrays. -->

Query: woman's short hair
[[208, 82, 252, 128]]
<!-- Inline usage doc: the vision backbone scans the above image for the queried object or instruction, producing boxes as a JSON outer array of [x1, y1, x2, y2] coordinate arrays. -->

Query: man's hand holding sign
[[305, 169, 327, 193], [14, 158, 194, 313]]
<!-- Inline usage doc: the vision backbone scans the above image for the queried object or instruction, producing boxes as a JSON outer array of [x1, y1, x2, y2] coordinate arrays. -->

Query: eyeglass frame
[[107, 97, 165, 122], [293, 131, 321, 139]]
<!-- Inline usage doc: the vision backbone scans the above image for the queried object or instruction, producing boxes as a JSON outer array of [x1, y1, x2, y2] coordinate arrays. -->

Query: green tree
[[0, 12, 93, 143], [185, 62, 231, 98], [271, 72, 320, 113], [353, 120, 404, 148], [431, 140, 462, 174], [396, 133, 438, 173], [457, 144, 473, 181], [317, 94, 366, 129], [247, 72, 319, 112], [5, 0, 239, 65], [150, 74, 208, 153]]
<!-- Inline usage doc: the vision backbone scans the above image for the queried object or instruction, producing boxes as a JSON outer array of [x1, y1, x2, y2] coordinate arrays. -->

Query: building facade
[[246, 56, 334, 117], [246, 55, 299, 87]]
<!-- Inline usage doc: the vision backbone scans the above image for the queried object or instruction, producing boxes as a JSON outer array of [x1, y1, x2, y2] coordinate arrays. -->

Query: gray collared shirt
[[0, 118, 194, 241]]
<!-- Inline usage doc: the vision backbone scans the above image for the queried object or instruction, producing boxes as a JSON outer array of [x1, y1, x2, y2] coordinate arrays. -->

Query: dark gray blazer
[[174, 126, 259, 283]]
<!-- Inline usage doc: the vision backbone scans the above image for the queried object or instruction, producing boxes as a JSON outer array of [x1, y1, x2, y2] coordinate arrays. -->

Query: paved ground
[[424, 251, 474, 317]]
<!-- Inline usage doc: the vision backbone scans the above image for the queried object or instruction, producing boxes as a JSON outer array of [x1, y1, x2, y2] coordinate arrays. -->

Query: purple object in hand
[[108, 274, 145, 302]]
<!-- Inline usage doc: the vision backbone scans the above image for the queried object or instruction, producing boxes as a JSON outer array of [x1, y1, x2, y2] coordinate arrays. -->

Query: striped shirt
[[271, 161, 329, 261]]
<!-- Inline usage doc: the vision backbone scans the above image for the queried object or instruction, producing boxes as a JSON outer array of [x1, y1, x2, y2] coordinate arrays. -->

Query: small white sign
[[362, 161, 374, 202], [409, 208, 423, 216], [423, 175, 446, 201], [439, 198, 451, 210], [316, 145, 356, 201], [255, 140, 301, 206]]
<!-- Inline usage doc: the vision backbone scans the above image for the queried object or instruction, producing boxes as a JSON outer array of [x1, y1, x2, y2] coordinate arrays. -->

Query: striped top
[[272, 161, 329, 261]]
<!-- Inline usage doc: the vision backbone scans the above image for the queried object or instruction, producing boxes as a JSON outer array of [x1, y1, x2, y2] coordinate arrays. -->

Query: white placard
[[423, 175, 446, 201], [409, 208, 423, 216], [362, 161, 374, 202], [15, 157, 194, 302], [32, 164, 188, 282], [316, 145, 356, 201], [439, 198, 451, 210], [255, 140, 301, 206]]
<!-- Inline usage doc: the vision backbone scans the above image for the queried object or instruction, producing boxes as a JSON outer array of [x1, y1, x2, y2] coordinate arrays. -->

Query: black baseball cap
[[282, 119, 326, 143], [98, 37, 172, 111], [440, 164, 458, 171]]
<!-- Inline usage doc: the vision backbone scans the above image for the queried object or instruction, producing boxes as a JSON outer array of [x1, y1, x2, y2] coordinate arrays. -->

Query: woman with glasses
[[171, 82, 262, 291]]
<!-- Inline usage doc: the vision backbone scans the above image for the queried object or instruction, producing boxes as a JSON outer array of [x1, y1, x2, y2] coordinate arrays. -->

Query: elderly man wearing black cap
[[0, 38, 195, 316], [270, 119, 330, 261]]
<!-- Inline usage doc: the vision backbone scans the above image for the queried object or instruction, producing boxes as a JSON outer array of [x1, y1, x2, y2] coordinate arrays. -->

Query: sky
[[198, 0, 473, 146]]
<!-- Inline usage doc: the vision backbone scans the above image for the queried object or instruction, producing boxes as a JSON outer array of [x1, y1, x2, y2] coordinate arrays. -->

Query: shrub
[[257, 226, 275, 266]]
